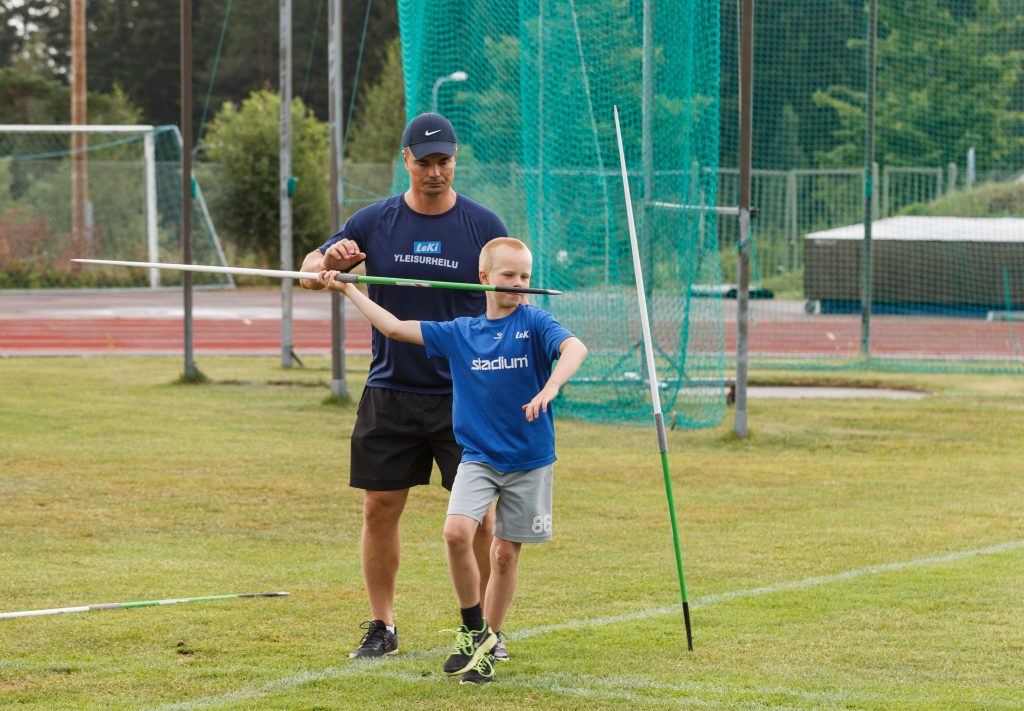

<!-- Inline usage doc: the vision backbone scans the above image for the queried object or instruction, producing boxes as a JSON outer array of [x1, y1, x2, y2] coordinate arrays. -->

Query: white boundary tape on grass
[[150, 539, 1024, 711]]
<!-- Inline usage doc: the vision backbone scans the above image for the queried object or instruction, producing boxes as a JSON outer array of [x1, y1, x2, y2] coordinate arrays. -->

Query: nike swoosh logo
[[424, 129, 442, 136]]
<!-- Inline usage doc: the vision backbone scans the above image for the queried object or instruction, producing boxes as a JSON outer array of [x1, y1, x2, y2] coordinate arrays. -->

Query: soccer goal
[[0, 124, 232, 288]]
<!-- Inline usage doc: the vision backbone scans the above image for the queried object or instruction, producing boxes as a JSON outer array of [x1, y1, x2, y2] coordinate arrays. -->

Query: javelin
[[0, 592, 289, 619], [613, 105, 693, 651], [71, 259, 563, 296]]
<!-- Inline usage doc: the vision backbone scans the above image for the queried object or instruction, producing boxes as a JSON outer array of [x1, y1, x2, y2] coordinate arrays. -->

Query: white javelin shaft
[[72, 259, 321, 281], [613, 106, 663, 416]]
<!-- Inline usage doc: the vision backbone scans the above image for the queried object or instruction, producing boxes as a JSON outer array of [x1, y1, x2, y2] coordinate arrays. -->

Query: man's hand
[[323, 238, 366, 271]]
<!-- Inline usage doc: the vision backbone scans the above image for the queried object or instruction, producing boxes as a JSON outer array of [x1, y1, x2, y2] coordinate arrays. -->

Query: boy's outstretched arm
[[523, 337, 588, 422], [318, 270, 424, 345]]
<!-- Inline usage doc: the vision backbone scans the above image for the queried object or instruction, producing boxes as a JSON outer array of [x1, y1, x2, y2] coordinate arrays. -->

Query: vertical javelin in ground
[[613, 105, 694, 650]]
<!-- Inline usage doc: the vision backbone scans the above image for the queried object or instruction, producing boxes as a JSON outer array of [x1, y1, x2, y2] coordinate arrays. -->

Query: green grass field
[[2, 357, 1022, 710]]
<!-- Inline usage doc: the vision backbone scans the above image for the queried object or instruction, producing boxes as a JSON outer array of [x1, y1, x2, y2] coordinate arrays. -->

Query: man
[[299, 112, 507, 659]]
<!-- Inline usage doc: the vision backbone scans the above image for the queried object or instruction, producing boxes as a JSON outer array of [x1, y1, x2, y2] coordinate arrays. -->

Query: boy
[[320, 237, 587, 684]]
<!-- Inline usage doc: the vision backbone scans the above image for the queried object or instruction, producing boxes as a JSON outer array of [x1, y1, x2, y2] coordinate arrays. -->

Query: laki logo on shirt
[[413, 241, 442, 254], [515, 330, 530, 339]]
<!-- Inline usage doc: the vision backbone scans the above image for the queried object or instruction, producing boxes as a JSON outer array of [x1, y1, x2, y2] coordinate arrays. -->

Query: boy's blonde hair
[[479, 237, 531, 273]]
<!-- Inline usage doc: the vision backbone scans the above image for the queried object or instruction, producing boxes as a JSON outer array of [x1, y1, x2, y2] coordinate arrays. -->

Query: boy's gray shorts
[[447, 461, 554, 543]]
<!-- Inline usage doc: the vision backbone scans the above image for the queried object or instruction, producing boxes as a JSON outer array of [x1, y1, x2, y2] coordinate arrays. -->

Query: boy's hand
[[523, 384, 560, 422], [317, 270, 354, 294]]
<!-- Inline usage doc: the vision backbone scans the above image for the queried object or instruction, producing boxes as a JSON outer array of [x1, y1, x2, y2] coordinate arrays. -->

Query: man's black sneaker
[[492, 630, 509, 661], [442, 623, 497, 675], [348, 620, 398, 658], [460, 652, 495, 685]]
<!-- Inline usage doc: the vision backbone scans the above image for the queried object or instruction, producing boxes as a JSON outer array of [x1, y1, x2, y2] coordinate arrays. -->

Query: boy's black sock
[[460, 603, 484, 632]]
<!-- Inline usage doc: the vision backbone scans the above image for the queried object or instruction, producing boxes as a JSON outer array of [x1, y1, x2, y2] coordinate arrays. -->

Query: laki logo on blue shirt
[[413, 241, 442, 254]]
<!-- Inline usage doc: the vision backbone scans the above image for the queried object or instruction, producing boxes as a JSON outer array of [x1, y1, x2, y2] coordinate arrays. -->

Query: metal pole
[[181, 0, 196, 380], [734, 0, 753, 439], [280, 0, 294, 368], [328, 0, 349, 400], [641, 0, 654, 300], [861, 0, 877, 357], [71, 0, 89, 257], [537, 1, 547, 295]]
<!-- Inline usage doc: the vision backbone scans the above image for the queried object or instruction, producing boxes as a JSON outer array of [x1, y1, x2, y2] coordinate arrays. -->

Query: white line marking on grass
[[515, 538, 1024, 641], [150, 539, 1024, 711], [376, 669, 1023, 710]]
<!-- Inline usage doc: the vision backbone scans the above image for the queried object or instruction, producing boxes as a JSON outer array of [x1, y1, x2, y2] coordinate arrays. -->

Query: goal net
[[0, 125, 232, 288]]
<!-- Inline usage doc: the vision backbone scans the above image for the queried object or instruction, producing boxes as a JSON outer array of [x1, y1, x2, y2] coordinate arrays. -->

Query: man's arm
[[522, 337, 588, 422], [321, 272, 424, 345], [299, 250, 328, 290]]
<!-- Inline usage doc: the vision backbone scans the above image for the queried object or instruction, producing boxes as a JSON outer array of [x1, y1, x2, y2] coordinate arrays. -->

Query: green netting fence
[[398, 0, 726, 428], [716, 0, 1024, 374], [0, 126, 231, 288], [398, 0, 1024, 414]]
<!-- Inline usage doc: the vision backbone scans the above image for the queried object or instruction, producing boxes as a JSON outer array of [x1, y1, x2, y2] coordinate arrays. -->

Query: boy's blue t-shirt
[[319, 193, 507, 394], [421, 305, 574, 473]]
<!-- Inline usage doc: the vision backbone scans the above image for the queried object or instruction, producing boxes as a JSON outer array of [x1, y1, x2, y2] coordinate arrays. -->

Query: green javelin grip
[[71, 259, 563, 296], [613, 106, 693, 650]]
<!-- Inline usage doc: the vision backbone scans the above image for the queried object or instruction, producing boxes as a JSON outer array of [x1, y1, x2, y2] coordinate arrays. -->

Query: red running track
[[0, 318, 373, 355]]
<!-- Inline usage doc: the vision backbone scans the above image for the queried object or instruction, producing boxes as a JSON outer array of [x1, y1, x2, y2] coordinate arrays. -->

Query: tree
[[0, 1, 64, 70], [0, 65, 140, 125], [1, 0, 400, 140], [201, 90, 329, 266], [345, 34, 404, 162], [814, 0, 1024, 169]]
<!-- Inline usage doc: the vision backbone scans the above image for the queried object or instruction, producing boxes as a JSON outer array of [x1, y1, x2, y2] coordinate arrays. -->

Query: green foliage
[[900, 179, 1024, 217], [0, 260, 148, 289], [0, 0, 399, 131], [0, 66, 141, 125], [345, 35, 405, 163], [201, 90, 329, 266], [814, 0, 1024, 169]]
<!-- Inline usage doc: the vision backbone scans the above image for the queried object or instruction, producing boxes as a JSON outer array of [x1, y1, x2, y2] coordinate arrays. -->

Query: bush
[[200, 91, 330, 267]]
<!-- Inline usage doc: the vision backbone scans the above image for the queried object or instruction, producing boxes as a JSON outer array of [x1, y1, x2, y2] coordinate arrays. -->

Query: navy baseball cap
[[402, 112, 457, 159]]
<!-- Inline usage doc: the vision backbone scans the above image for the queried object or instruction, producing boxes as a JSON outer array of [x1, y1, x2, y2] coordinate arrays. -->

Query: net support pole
[[734, 0, 753, 439], [641, 0, 654, 302], [328, 0, 349, 400], [181, 0, 197, 380], [860, 0, 878, 356], [71, 0, 89, 257], [143, 130, 160, 288], [280, 0, 295, 369], [614, 106, 693, 651]]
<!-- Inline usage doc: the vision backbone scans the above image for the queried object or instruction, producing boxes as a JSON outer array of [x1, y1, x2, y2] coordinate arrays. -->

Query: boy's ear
[[479, 270, 490, 285]]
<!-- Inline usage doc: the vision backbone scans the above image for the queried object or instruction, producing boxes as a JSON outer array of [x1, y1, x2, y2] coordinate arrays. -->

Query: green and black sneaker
[[460, 652, 495, 685], [442, 623, 497, 675]]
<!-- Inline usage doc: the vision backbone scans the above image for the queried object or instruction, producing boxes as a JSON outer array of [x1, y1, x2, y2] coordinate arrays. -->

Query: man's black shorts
[[350, 386, 462, 491]]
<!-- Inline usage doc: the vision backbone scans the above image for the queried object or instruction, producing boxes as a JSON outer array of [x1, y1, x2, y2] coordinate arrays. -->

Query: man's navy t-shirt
[[319, 193, 507, 394]]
